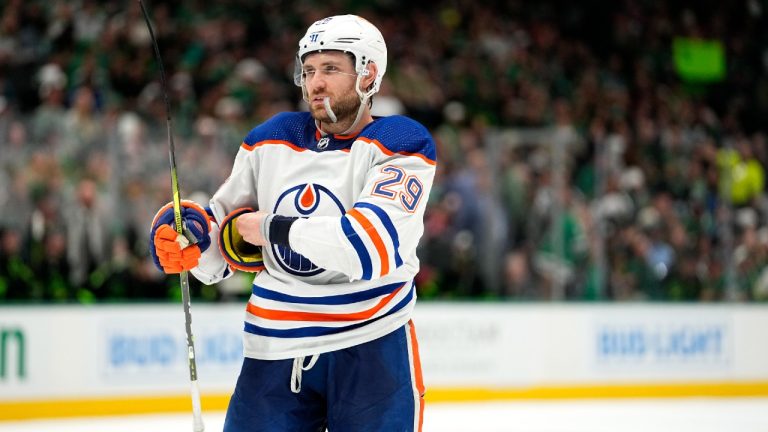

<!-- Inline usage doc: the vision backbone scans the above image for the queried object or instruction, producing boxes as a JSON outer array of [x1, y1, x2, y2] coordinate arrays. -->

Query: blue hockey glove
[[149, 200, 212, 273]]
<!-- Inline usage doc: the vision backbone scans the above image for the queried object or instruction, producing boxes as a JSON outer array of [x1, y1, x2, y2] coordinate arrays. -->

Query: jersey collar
[[314, 128, 361, 141]]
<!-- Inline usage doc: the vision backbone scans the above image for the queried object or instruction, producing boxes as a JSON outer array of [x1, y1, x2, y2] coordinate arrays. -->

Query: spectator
[[64, 177, 110, 298], [0, 0, 766, 302]]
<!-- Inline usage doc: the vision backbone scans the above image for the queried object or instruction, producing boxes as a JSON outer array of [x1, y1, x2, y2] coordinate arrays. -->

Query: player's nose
[[307, 76, 327, 92]]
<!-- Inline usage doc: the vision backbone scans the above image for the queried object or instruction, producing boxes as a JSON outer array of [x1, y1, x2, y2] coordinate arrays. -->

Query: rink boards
[[1, 303, 767, 420]]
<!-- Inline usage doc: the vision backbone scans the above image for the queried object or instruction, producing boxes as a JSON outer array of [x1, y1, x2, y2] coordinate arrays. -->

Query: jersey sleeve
[[289, 118, 436, 281], [191, 219, 233, 284]]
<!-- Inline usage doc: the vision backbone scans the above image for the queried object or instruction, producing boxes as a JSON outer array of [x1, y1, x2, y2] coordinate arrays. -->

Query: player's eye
[[301, 68, 316, 80], [302, 65, 347, 80]]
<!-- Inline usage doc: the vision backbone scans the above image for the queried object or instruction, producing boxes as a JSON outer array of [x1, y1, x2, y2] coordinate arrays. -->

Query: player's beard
[[311, 91, 361, 131]]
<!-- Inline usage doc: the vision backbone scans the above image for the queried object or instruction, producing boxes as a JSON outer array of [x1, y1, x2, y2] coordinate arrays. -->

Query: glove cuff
[[151, 200, 212, 232], [268, 215, 298, 247]]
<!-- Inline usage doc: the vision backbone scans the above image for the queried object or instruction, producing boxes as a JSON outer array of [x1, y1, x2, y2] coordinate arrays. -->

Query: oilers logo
[[272, 183, 345, 276]]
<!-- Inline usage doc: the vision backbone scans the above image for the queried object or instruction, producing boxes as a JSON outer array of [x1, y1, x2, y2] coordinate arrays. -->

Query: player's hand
[[236, 211, 270, 246], [149, 200, 212, 274]]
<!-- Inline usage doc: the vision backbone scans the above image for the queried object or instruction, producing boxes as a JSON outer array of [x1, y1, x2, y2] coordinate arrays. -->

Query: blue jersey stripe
[[251, 281, 406, 305], [353, 202, 403, 268], [243, 283, 414, 338], [341, 215, 373, 280]]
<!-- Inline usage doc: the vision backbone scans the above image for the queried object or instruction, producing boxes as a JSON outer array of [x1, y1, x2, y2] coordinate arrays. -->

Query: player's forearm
[[286, 215, 402, 281]]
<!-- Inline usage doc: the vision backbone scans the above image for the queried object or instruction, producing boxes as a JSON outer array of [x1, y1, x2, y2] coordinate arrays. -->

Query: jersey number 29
[[372, 165, 424, 213]]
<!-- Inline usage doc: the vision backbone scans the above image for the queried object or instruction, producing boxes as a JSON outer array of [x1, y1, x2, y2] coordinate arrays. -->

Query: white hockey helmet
[[294, 15, 387, 96]]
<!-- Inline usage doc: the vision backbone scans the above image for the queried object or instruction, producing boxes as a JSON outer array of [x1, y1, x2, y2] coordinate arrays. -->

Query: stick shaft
[[138, 1, 204, 430]]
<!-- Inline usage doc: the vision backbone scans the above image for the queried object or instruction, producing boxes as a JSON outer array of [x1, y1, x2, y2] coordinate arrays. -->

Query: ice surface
[[0, 398, 767, 432]]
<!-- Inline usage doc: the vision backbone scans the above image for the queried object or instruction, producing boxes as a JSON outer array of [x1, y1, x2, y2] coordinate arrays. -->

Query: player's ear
[[362, 61, 378, 91]]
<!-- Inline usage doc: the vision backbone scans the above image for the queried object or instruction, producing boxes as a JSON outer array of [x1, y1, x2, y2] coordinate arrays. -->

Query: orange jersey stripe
[[246, 285, 403, 322], [347, 208, 390, 276], [408, 320, 426, 432], [241, 140, 306, 152], [357, 137, 436, 166]]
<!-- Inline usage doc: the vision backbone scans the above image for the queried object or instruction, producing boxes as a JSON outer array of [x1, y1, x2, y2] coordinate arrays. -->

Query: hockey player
[[150, 14, 435, 431]]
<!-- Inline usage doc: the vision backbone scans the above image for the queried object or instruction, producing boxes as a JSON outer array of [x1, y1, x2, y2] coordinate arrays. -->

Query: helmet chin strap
[[339, 98, 369, 136], [322, 97, 337, 123]]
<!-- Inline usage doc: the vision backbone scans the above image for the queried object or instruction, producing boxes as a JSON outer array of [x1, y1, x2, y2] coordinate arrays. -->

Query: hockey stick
[[138, 1, 204, 431]]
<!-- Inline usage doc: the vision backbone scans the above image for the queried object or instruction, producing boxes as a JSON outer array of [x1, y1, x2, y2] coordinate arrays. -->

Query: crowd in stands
[[1, 0, 767, 303]]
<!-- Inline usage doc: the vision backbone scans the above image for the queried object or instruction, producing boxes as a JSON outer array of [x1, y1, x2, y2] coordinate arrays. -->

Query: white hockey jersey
[[192, 112, 436, 360]]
